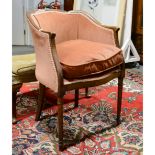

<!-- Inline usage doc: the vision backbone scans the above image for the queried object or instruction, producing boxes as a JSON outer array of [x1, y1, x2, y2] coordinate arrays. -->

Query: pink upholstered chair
[[27, 10, 125, 151]]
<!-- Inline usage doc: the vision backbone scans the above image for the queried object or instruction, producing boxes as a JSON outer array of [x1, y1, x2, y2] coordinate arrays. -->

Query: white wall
[[12, 0, 35, 45], [12, 0, 25, 45], [77, 0, 120, 26], [12, 0, 64, 46], [24, 0, 35, 45]]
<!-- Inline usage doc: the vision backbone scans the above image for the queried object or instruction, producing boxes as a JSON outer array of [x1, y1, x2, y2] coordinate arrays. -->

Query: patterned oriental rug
[[12, 67, 143, 155]]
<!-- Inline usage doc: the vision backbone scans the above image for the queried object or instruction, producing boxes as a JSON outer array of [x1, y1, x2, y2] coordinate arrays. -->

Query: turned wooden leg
[[75, 89, 79, 108], [117, 76, 124, 125], [57, 98, 64, 151], [35, 83, 45, 121], [85, 87, 91, 98], [12, 84, 22, 124], [12, 90, 17, 124]]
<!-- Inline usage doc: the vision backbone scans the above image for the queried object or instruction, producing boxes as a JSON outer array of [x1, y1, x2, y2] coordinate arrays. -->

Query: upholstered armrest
[[103, 25, 120, 32], [103, 25, 120, 47], [27, 18, 63, 93]]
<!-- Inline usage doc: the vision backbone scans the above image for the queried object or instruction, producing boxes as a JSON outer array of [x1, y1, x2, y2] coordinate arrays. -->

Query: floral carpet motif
[[12, 67, 143, 154]]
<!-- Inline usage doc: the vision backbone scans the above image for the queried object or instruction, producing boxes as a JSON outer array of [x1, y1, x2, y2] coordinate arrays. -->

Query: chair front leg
[[35, 83, 45, 121], [117, 76, 124, 125], [57, 97, 64, 151]]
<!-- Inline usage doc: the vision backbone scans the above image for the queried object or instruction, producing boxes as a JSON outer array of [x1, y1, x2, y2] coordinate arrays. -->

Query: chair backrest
[[28, 10, 78, 43], [77, 12, 115, 45], [27, 10, 114, 45], [27, 10, 115, 93]]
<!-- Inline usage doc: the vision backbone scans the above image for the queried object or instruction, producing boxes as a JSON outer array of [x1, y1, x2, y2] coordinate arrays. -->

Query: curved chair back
[[27, 10, 115, 45]]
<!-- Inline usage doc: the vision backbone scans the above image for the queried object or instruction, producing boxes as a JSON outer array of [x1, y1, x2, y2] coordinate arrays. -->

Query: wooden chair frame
[[35, 33, 125, 151], [27, 10, 125, 151]]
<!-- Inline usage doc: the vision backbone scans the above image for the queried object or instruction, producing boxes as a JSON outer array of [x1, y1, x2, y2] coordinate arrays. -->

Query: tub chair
[[27, 10, 125, 151]]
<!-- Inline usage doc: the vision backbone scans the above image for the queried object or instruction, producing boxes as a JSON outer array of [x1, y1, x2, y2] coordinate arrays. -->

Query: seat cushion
[[12, 53, 36, 76], [57, 40, 124, 79], [12, 53, 36, 85]]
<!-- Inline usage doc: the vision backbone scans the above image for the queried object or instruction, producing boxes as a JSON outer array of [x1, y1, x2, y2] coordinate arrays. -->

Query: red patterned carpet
[[12, 67, 143, 155]]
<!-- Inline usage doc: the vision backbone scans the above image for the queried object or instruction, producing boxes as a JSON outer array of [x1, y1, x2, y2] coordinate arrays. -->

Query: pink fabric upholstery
[[27, 10, 123, 92], [57, 40, 123, 79], [29, 10, 115, 45], [31, 11, 78, 43], [28, 19, 59, 92], [78, 14, 115, 46]]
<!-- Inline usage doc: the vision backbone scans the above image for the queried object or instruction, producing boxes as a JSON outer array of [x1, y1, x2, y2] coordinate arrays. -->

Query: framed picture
[[73, 0, 126, 44], [34, 0, 64, 10]]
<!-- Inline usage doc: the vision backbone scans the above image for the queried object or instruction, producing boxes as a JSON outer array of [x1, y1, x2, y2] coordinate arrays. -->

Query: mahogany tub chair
[[27, 10, 125, 151]]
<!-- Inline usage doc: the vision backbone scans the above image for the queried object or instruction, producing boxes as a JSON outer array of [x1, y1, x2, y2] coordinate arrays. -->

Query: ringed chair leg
[[35, 83, 45, 121], [57, 98, 64, 151], [12, 84, 22, 124], [12, 91, 17, 124], [116, 76, 124, 125], [75, 89, 79, 108]]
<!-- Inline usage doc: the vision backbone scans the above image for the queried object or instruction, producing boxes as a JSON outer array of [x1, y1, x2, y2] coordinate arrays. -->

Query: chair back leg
[[85, 87, 91, 98], [57, 98, 64, 151], [35, 83, 45, 121], [74, 89, 79, 108], [117, 76, 124, 125]]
